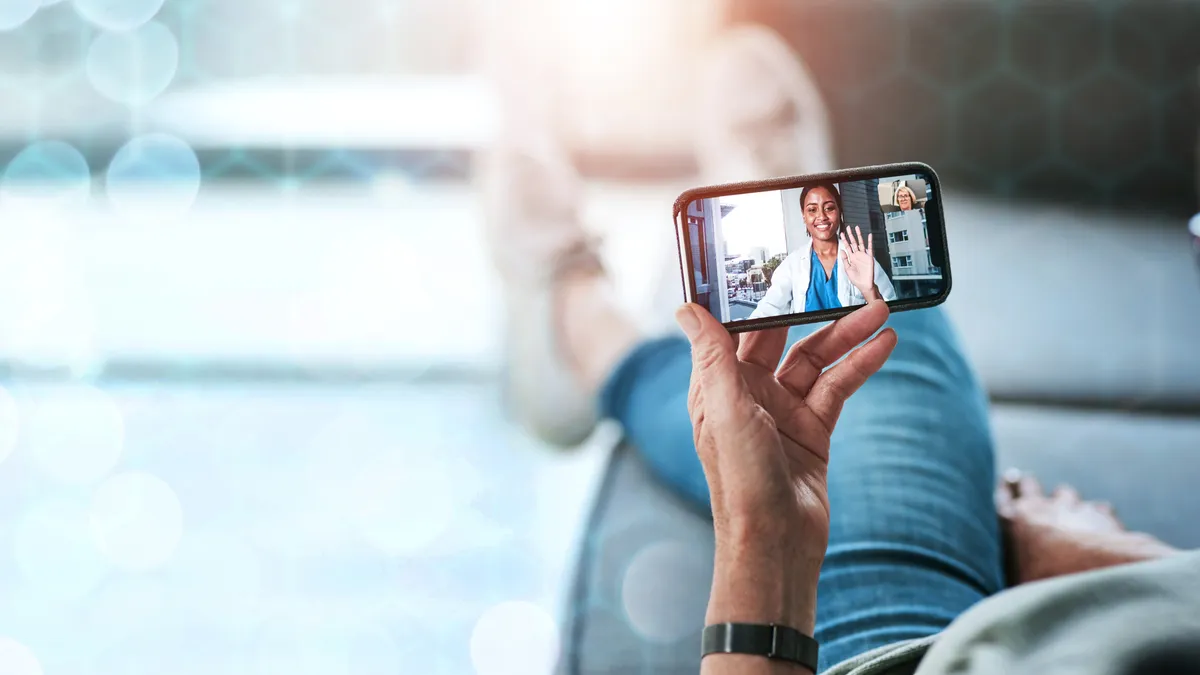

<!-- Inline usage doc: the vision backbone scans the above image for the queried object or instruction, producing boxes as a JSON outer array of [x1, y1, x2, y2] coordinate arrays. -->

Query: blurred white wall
[[0, 0, 481, 143]]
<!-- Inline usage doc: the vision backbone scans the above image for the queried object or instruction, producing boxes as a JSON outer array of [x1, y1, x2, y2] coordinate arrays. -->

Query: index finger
[[805, 326, 897, 433], [774, 300, 891, 395]]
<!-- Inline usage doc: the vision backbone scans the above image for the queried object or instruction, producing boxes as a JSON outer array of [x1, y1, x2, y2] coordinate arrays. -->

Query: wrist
[[707, 527, 822, 635], [861, 285, 881, 302]]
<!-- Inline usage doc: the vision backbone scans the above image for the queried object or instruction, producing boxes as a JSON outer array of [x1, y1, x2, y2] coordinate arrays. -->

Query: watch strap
[[701, 623, 818, 671]]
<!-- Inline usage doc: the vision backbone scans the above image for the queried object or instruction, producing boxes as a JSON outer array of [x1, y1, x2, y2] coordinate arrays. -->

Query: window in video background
[[686, 174, 944, 323]]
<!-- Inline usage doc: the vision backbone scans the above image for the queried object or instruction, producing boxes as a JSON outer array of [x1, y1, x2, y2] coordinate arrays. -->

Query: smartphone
[[673, 163, 951, 332]]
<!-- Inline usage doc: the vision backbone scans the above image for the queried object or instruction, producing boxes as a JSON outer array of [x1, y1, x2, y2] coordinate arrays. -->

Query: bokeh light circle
[[22, 385, 125, 485], [14, 497, 111, 603], [1, 141, 91, 209], [469, 601, 560, 675], [0, 0, 39, 31], [73, 0, 165, 31], [106, 133, 201, 220], [86, 21, 178, 106], [0, 638, 43, 675], [90, 470, 184, 571], [621, 540, 712, 643]]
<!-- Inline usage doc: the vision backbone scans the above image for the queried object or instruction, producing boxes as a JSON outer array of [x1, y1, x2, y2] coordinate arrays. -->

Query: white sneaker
[[477, 129, 601, 449], [692, 23, 836, 183]]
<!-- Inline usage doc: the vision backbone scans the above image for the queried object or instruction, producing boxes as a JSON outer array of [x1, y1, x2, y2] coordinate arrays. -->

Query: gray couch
[[556, 2, 1200, 672]]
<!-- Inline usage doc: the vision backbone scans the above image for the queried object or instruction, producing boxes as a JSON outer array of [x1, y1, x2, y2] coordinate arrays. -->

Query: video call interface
[[684, 174, 945, 324]]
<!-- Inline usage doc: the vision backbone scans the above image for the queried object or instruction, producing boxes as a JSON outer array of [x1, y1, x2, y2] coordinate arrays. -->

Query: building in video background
[[836, 177, 891, 278], [684, 198, 728, 319], [880, 176, 942, 298]]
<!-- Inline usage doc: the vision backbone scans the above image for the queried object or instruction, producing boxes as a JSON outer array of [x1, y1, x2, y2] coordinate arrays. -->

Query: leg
[[807, 308, 1003, 669], [481, 20, 836, 449], [599, 335, 707, 509]]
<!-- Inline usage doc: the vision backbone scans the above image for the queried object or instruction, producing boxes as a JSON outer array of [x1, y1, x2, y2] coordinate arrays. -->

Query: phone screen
[[676, 166, 949, 330]]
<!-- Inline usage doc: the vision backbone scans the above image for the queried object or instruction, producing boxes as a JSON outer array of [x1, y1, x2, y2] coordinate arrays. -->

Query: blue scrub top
[[805, 247, 841, 312]]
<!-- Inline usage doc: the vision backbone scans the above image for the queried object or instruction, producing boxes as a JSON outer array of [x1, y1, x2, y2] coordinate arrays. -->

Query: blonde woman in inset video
[[895, 184, 920, 211]]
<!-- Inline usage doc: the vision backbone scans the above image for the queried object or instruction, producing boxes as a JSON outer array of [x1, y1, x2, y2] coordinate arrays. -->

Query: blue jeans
[[599, 308, 1004, 672]]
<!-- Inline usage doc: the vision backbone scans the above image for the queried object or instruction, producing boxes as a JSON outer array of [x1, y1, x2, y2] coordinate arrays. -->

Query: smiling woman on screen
[[750, 183, 897, 318], [895, 184, 919, 211]]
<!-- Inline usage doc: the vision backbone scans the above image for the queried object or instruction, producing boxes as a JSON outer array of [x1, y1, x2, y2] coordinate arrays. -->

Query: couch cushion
[[560, 405, 1200, 673], [556, 443, 713, 675], [943, 196, 1200, 411], [990, 404, 1200, 548]]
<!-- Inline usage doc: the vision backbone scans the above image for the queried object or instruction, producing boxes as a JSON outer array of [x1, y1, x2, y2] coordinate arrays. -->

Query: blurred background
[[0, 0, 1197, 673]]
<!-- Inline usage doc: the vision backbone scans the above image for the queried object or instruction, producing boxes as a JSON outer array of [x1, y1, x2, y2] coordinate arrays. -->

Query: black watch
[[701, 623, 819, 671]]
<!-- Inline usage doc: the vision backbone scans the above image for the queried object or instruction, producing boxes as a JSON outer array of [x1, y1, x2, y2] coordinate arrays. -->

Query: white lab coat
[[749, 238, 897, 319]]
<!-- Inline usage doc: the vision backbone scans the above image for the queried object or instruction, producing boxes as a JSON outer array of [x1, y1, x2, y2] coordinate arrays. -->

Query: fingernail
[[675, 305, 701, 339], [1002, 468, 1022, 485]]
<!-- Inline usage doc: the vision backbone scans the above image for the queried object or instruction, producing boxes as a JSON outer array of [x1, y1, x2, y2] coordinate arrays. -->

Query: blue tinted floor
[[0, 380, 598, 675]]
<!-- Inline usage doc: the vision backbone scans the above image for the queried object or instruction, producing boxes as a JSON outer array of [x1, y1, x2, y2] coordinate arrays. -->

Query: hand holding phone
[[673, 163, 951, 331]]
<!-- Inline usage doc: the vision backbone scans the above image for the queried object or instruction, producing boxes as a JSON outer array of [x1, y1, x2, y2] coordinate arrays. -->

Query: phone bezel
[[672, 162, 952, 333]]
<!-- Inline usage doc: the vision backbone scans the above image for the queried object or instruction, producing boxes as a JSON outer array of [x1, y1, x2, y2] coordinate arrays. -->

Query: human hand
[[675, 300, 896, 635], [839, 226, 880, 302]]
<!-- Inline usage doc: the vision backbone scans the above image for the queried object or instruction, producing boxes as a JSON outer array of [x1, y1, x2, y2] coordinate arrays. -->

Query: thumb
[[839, 249, 849, 266], [675, 304, 745, 401]]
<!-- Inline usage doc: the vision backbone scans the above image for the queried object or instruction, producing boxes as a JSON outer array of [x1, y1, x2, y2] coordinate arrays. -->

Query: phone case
[[672, 162, 952, 332]]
